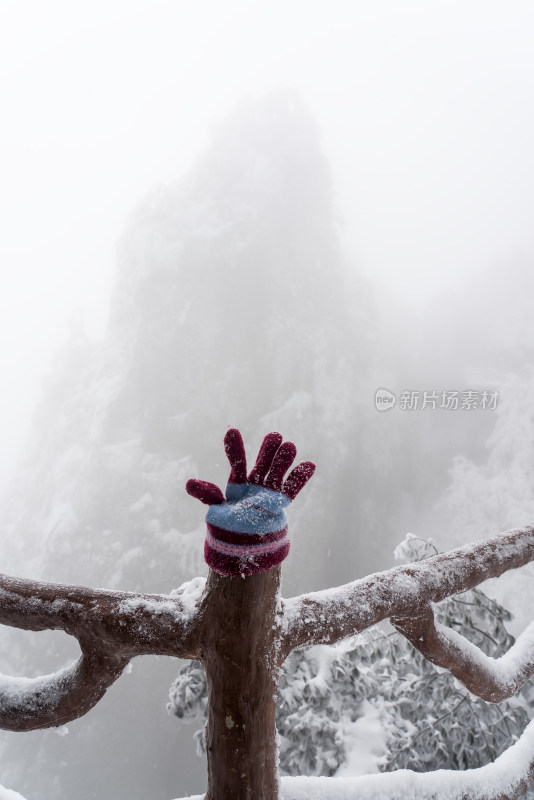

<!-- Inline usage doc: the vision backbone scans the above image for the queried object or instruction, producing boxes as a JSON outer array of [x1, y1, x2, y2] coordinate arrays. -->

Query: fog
[[3, 1, 534, 491], [1, 2, 534, 799]]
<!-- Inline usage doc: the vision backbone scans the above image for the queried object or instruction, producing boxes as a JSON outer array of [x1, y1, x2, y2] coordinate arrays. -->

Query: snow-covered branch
[[0, 646, 129, 731], [0, 573, 205, 730], [280, 526, 534, 656], [391, 603, 534, 702]]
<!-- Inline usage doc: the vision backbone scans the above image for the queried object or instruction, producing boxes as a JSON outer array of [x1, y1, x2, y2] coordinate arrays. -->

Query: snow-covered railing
[[1, 420, 534, 800], [1, 527, 534, 799]]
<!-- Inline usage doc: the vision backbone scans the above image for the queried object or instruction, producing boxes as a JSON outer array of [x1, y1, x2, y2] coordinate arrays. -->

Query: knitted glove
[[186, 429, 315, 577]]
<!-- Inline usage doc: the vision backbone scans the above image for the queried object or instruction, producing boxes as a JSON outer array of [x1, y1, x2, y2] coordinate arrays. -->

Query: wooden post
[[201, 566, 282, 800]]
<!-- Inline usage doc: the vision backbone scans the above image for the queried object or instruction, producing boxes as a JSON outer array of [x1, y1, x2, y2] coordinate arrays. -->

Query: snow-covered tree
[[2, 429, 534, 800], [434, 365, 534, 632]]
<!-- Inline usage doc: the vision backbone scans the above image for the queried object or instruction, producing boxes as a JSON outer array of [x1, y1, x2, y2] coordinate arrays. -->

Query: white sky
[[1, 0, 534, 492]]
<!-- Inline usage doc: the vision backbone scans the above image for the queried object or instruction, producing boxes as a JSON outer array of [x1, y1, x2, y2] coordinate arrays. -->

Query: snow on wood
[[392, 603, 534, 701], [0, 573, 205, 729], [281, 526, 534, 655]]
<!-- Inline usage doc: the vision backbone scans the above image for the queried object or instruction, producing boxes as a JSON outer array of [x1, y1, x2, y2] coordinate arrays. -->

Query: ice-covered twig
[[0, 573, 205, 730], [391, 603, 534, 702], [280, 526, 534, 657]]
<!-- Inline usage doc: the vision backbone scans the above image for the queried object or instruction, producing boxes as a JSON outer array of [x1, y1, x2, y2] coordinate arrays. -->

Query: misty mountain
[[0, 90, 388, 800], [2, 90, 384, 597]]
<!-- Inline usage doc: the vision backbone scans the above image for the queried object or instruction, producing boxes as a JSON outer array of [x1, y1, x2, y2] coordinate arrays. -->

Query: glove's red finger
[[264, 441, 297, 491], [282, 461, 316, 500], [186, 479, 225, 505], [224, 428, 248, 484], [248, 432, 283, 485]]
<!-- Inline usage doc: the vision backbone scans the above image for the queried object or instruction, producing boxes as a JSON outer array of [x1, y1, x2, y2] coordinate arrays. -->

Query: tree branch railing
[[391, 603, 534, 703], [0, 575, 205, 730], [280, 526, 534, 656], [1, 426, 534, 799], [0, 529, 533, 730]]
